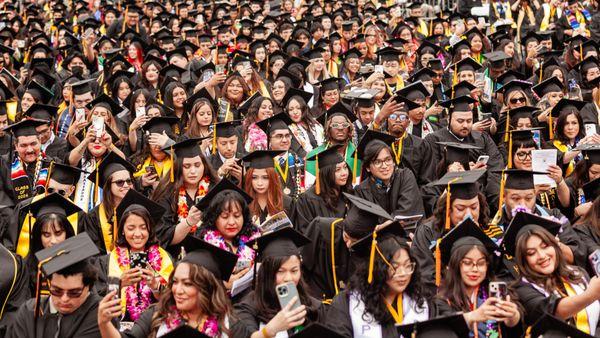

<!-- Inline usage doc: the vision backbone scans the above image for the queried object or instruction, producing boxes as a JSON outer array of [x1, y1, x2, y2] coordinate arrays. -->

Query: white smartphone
[[585, 124, 597, 136], [477, 155, 490, 165], [276, 282, 301, 311], [91, 116, 104, 135], [135, 107, 146, 118], [374, 65, 384, 73], [75, 108, 86, 122]]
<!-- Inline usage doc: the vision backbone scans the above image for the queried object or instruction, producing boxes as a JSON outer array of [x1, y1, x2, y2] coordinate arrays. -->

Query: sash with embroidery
[[11, 155, 47, 202]]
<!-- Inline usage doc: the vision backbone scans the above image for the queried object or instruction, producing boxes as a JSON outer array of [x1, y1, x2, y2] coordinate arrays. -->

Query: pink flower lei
[[165, 305, 221, 337], [116, 245, 163, 321]]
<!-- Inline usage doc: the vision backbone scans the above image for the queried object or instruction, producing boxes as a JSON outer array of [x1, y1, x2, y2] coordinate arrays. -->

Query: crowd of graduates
[[0, 0, 600, 337]]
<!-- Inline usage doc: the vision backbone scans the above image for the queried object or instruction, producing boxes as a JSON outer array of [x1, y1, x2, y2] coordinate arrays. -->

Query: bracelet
[[185, 218, 192, 227], [261, 327, 271, 338]]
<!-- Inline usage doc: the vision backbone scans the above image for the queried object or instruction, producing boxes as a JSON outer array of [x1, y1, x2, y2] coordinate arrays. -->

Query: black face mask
[[71, 65, 84, 76]]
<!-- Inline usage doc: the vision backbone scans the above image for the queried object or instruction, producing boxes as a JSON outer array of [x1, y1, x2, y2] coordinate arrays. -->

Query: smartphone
[[475, 72, 485, 83], [374, 65, 384, 73], [585, 124, 597, 136], [17, 40, 25, 48], [215, 64, 225, 73], [477, 155, 490, 165], [589, 249, 600, 276], [359, 65, 374, 74], [235, 259, 251, 273], [489, 281, 508, 301], [135, 106, 146, 118], [276, 282, 301, 311], [75, 108, 86, 122], [91, 116, 104, 135], [107, 276, 121, 299], [217, 99, 229, 121], [130, 252, 148, 269], [145, 165, 157, 176], [201, 69, 215, 82]]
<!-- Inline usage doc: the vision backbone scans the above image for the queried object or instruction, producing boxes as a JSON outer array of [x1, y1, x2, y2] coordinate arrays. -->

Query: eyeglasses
[[391, 262, 416, 276], [46, 187, 68, 196], [371, 157, 394, 168], [49, 286, 85, 298], [389, 114, 408, 121], [330, 122, 351, 129], [272, 133, 292, 141], [112, 178, 133, 187], [510, 97, 527, 104], [515, 150, 533, 161], [460, 259, 487, 271]]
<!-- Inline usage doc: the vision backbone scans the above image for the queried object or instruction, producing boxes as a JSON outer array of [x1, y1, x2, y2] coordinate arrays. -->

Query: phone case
[[276, 282, 301, 311]]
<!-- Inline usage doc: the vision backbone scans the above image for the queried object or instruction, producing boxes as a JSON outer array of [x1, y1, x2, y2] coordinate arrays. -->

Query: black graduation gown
[[256, 195, 293, 225], [411, 220, 443, 296], [0, 154, 52, 205], [231, 291, 323, 338], [324, 290, 451, 338], [354, 168, 424, 221], [301, 217, 351, 301], [44, 137, 69, 163], [6, 292, 101, 338], [276, 151, 304, 201], [392, 133, 423, 179], [0, 135, 11, 156], [80, 205, 112, 255], [292, 186, 347, 233], [0, 244, 31, 332], [574, 222, 600, 275]]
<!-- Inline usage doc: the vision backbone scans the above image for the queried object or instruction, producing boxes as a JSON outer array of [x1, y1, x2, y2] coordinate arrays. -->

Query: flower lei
[[164, 306, 221, 337], [116, 245, 163, 321], [177, 176, 211, 233], [203, 229, 259, 263], [246, 123, 268, 152]]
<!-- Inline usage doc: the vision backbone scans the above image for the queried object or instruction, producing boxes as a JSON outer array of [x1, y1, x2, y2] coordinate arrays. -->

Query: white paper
[[393, 214, 423, 225], [532, 149, 557, 187], [231, 263, 259, 297]]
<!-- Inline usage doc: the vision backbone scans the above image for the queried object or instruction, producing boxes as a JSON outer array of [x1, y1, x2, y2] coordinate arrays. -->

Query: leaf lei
[[177, 176, 211, 233]]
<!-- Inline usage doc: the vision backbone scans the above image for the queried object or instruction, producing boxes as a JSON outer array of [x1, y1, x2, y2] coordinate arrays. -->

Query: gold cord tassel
[[315, 155, 320, 195], [367, 231, 378, 284], [508, 134, 514, 169], [170, 146, 174, 183], [435, 239, 442, 287]]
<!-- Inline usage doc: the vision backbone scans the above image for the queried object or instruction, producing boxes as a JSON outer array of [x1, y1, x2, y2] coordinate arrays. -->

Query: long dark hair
[[360, 140, 394, 180], [285, 95, 317, 128], [243, 96, 274, 140], [348, 237, 425, 325], [186, 98, 215, 138], [439, 243, 492, 312], [127, 88, 153, 114], [430, 191, 490, 234], [199, 190, 258, 245], [115, 205, 159, 248], [110, 76, 134, 102], [555, 111, 585, 144], [140, 59, 163, 89], [253, 255, 312, 321], [572, 157, 597, 189], [102, 171, 133, 223], [318, 161, 352, 210]]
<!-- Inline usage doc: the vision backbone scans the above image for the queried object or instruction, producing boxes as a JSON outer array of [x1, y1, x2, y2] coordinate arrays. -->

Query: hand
[[472, 119, 493, 132], [84, 128, 97, 144], [546, 164, 563, 184], [470, 297, 503, 323], [448, 162, 465, 172], [224, 266, 250, 290], [141, 268, 160, 290], [130, 114, 150, 132], [575, 202, 593, 219], [97, 290, 122, 325], [378, 97, 402, 121], [120, 267, 143, 288], [493, 296, 521, 326], [349, 77, 364, 88], [535, 184, 552, 194], [208, 72, 227, 87], [186, 206, 202, 226], [537, 107, 551, 123], [68, 120, 88, 138], [229, 163, 243, 181], [100, 131, 113, 147], [265, 296, 307, 334], [425, 102, 443, 117], [365, 71, 384, 87], [148, 131, 171, 148], [469, 161, 487, 170], [141, 172, 158, 188]]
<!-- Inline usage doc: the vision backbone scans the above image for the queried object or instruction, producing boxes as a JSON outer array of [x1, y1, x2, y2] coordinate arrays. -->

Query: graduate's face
[[172, 263, 199, 312], [118, 81, 131, 101], [216, 135, 238, 159], [458, 70, 474, 84], [524, 234, 557, 275], [547, 91, 564, 106], [562, 113, 580, 140], [195, 104, 213, 127], [589, 164, 600, 181], [15, 135, 41, 163], [123, 214, 149, 251], [357, 106, 375, 125], [515, 117, 533, 130], [449, 111, 473, 138], [270, 130, 292, 151], [49, 274, 89, 315], [334, 162, 349, 186], [275, 255, 302, 286], [88, 136, 108, 158], [0, 114, 8, 137], [251, 168, 269, 194], [110, 170, 133, 201], [586, 67, 600, 82], [41, 222, 67, 249], [322, 89, 339, 106], [328, 115, 351, 142], [513, 146, 536, 170], [504, 188, 536, 214], [451, 196, 480, 227], [215, 201, 244, 241], [287, 99, 303, 123], [182, 156, 205, 186], [172, 87, 187, 109], [257, 99, 274, 121], [226, 79, 244, 102], [35, 123, 53, 145], [459, 247, 487, 289], [272, 80, 286, 101], [368, 147, 394, 181], [149, 142, 167, 161], [386, 248, 413, 294], [21, 92, 36, 112]]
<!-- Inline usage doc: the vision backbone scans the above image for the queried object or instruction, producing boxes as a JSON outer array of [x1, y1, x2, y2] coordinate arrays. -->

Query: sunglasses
[[49, 286, 85, 298], [510, 97, 526, 104], [46, 187, 68, 196], [112, 178, 133, 187]]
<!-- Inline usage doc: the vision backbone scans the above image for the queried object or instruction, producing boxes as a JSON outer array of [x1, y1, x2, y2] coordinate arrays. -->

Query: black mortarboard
[[343, 192, 407, 239], [319, 101, 357, 125], [577, 144, 600, 165], [106, 70, 135, 88], [282, 55, 310, 70], [355, 129, 396, 161], [242, 150, 284, 169], [496, 79, 532, 97], [521, 31, 542, 46], [306, 144, 345, 170], [396, 314, 470, 338], [485, 51, 510, 68], [26, 192, 82, 219], [23, 104, 58, 121], [427, 58, 444, 71], [395, 81, 430, 101], [438, 217, 498, 265], [25, 80, 54, 104], [42, 160, 86, 186], [341, 20, 354, 31], [376, 46, 403, 62], [575, 56, 599, 74], [281, 87, 313, 108], [550, 98, 586, 118], [164, 138, 204, 159], [583, 177, 600, 202], [341, 47, 361, 61], [394, 95, 421, 111], [496, 70, 526, 86], [71, 78, 95, 96], [507, 106, 539, 122], [141, 116, 178, 134], [180, 236, 238, 281], [435, 142, 483, 171], [4, 118, 47, 137], [496, 169, 545, 190], [444, 81, 476, 99], [530, 314, 595, 338], [416, 40, 443, 56], [408, 68, 437, 83], [303, 47, 325, 61], [86, 151, 136, 188], [430, 169, 485, 200], [116, 188, 166, 226], [501, 211, 562, 257], [159, 64, 186, 79], [452, 57, 482, 73], [532, 76, 564, 98], [256, 113, 293, 135], [195, 178, 252, 210], [214, 120, 241, 138], [289, 323, 345, 338], [317, 77, 341, 92], [247, 225, 310, 260], [86, 93, 123, 116], [276, 68, 302, 89], [449, 39, 471, 56], [349, 220, 408, 260], [439, 95, 477, 114], [35, 232, 99, 277]]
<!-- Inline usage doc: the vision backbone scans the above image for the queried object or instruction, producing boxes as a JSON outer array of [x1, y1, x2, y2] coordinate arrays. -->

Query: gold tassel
[[508, 133, 514, 169], [352, 149, 358, 184], [367, 231, 377, 284], [498, 170, 506, 212], [445, 184, 452, 231], [112, 207, 118, 248], [538, 61, 543, 84], [452, 63, 458, 87], [121, 7, 129, 34], [435, 239, 442, 287], [315, 155, 321, 195], [211, 122, 217, 155], [580, 44, 583, 62], [549, 114, 554, 140], [169, 146, 174, 183], [504, 112, 510, 142], [45, 161, 54, 191]]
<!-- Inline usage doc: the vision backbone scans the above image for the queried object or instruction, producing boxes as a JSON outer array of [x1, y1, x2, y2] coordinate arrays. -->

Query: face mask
[[71, 66, 84, 76]]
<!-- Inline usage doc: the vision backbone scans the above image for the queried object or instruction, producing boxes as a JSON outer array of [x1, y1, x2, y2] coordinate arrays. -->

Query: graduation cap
[[163, 138, 204, 161], [531, 76, 563, 98], [289, 323, 344, 338], [141, 116, 178, 135], [42, 160, 86, 186], [316, 77, 341, 92], [529, 313, 595, 338], [213, 120, 241, 138], [439, 95, 477, 114], [408, 68, 437, 83], [416, 40, 443, 56], [159, 64, 186, 79], [344, 191, 407, 242], [305, 144, 345, 194], [318, 101, 356, 126], [355, 129, 397, 161], [86, 93, 123, 116], [241, 150, 284, 169], [496, 168, 546, 190], [195, 178, 252, 211], [116, 188, 166, 226], [256, 112, 293, 136], [180, 235, 238, 281], [71, 78, 95, 96], [496, 79, 532, 97], [160, 325, 210, 338], [485, 51, 510, 68], [395, 81, 430, 101], [341, 20, 354, 31], [583, 177, 600, 202], [341, 47, 361, 61], [275, 68, 302, 89], [574, 56, 599, 74], [23, 104, 58, 121], [452, 57, 482, 73], [106, 70, 135, 88], [247, 225, 310, 260], [393, 95, 422, 111], [443, 81, 476, 99], [282, 55, 310, 70], [3, 118, 48, 137], [25, 80, 54, 104], [376, 46, 403, 62], [549, 98, 586, 137], [576, 144, 600, 165], [26, 192, 82, 219], [437, 217, 498, 267], [34, 232, 99, 277], [520, 31, 542, 46], [396, 314, 470, 338], [496, 70, 526, 86], [449, 39, 471, 57], [427, 58, 444, 71], [281, 87, 313, 108], [501, 211, 562, 257], [86, 151, 136, 189], [435, 141, 482, 171]]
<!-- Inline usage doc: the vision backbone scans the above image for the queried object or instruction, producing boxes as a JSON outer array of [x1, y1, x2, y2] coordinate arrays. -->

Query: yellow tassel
[[352, 149, 358, 184], [538, 61, 543, 84], [121, 7, 129, 33], [504, 112, 510, 142], [367, 231, 378, 284], [580, 44, 583, 62], [452, 63, 458, 87], [445, 185, 452, 231], [170, 146, 174, 183], [508, 134, 514, 169], [45, 161, 54, 191], [435, 239, 442, 287], [549, 114, 554, 140], [94, 159, 101, 205], [112, 207, 118, 249], [315, 155, 320, 195], [211, 122, 217, 155], [498, 170, 506, 212], [330, 219, 343, 296]]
